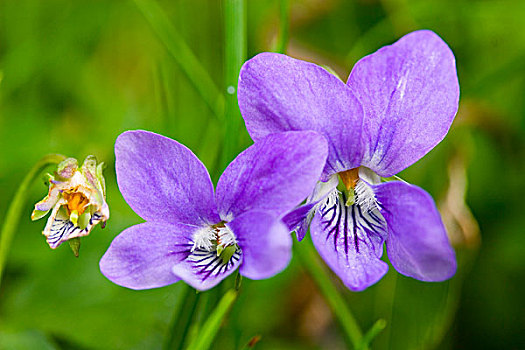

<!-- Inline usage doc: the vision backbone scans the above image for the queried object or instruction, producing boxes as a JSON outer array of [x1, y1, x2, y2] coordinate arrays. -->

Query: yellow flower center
[[63, 191, 89, 216], [338, 167, 360, 190]]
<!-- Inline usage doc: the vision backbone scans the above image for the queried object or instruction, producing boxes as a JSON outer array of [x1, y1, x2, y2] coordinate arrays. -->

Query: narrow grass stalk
[[165, 286, 201, 350], [183, 288, 215, 347], [359, 318, 387, 349], [133, 0, 225, 120], [185, 290, 238, 350], [0, 154, 66, 289], [220, 0, 247, 170], [297, 239, 366, 350], [275, 0, 290, 54]]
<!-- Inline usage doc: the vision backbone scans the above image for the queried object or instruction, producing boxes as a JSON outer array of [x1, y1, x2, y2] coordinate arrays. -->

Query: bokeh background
[[1, 0, 524, 349]]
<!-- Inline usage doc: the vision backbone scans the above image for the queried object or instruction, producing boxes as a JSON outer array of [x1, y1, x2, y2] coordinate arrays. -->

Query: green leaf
[[0, 330, 59, 350]]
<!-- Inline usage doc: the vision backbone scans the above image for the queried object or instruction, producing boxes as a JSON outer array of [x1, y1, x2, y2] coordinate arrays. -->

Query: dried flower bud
[[32, 156, 109, 249]]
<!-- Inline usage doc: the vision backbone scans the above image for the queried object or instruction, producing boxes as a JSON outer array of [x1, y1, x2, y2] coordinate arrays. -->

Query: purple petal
[[100, 222, 195, 290], [216, 131, 328, 220], [238, 53, 364, 177], [347, 30, 459, 177], [115, 130, 220, 226], [283, 174, 339, 241], [310, 191, 388, 291], [282, 203, 315, 241], [230, 210, 292, 280], [373, 181, 457, 281], [171, 246, 242, 291]]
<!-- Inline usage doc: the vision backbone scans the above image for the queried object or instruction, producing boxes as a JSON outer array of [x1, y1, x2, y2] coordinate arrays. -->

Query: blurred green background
[[1, 0, 524, 349]]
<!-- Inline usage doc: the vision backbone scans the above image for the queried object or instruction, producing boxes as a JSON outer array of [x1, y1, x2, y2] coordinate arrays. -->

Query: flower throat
[[337, 167, 379, 211], [191, 222, 239, 264]]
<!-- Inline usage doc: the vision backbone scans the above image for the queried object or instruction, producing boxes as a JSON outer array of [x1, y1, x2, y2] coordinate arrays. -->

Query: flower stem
[[164, 286, 201, 350], [297, 239, 366, 349], [0, 154, 66, 289], [185, 289, 238, 350], [220, 0, 246, 170], [359, 318, 387, 349], [275, 0, 290, 54]]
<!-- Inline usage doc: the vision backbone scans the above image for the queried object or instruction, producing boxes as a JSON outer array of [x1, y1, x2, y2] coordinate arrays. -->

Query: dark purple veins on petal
[[188, 247, 242, 282], [48, 212, 102, 248], [319, 191, 387, 260], [311, 187, 389, 291]]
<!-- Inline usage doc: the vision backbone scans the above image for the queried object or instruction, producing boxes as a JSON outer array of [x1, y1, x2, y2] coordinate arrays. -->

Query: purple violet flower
[[100, 130, 328, 291], [237, 30, 459, 291]]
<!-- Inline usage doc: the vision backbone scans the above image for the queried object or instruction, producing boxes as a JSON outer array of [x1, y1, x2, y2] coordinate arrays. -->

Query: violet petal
[[374, 180, 457, 281], [238, 53, 364, 177], [216, 131, 328, 220], [282, 203, 316, 241], [347, 30, 459, 177], [34, 188, 61, 212], [230, 210, 292, 280], [99, 222, 194, 290], [283, 174, 339, 241], [115, 130, 220, 226]]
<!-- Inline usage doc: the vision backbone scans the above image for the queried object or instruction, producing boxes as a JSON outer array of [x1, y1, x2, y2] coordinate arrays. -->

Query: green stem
[[184, 288, 214, 346], [0, 154, 66, 289], [359, 319, 387, 349], [275, 0, 290, 54], [164, 285, 189, 349], [220, 0, 246, 170], [297, 240, 365, 349], [133, 0, 225, 120], [185, 290, 238, 350], [165, 286, 201, 350]]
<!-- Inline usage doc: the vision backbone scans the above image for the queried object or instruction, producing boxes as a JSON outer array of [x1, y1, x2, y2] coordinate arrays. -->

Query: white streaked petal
[[44, 203, 104, 249], [318, 188, 388, 257], [311, 187, 388, 291], [354, 180, 379, 212], [172, 246, 242, 291], [187, 247, 241, 276]]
